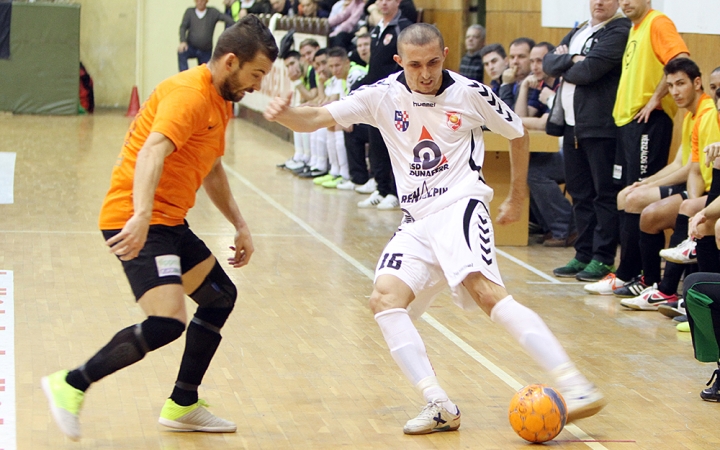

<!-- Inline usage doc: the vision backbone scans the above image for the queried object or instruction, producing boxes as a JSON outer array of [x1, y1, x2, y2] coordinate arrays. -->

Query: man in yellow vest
[[611, 0, 689, 294]]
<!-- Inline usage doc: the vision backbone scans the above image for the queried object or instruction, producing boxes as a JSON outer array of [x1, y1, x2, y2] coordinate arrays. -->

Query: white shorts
[[374, 198, 504, 320]]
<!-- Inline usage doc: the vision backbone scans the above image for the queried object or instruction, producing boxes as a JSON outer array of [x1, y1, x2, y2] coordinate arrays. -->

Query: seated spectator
[[459, 24, 486, 82], [328, 0, 365, 50], [298, 0, 330, 18], [349, 32, 371, 67], [269, 0, 294, 15], [515, 42, 575, 247], [480, 43, 508, 95], [278, 51, 313, 171], [224, 0, 272, 21]]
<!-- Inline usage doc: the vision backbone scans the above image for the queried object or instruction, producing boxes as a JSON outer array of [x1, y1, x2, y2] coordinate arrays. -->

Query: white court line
[[0, 153, 16, 204], [0, 271, 16, 450], [495, 248, 561, 284], [225, 165, 606, 449]]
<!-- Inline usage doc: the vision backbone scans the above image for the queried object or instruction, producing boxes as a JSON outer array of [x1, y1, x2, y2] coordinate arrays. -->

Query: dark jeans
[[527, 151, 574, 239], [178, 45, 212, 72], [368, 126, 396, 197], [345, 124, 371, 185], [563, 126, 620, 265]]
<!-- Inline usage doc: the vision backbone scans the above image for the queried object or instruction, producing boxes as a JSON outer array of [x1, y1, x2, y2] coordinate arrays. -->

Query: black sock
[[66, 316, 185, 392], [639, 231, 664, 284], [616, 212, 642, 281], [697, 236, 720, 273]]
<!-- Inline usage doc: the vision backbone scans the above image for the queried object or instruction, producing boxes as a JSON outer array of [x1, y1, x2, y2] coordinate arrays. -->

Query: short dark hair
[[327, 47, 349, 60], [509, 37, 535, 52], [212, 15, 278, 64], [480, 43, 506, 59], [397, 23, 445, 52], [664, 57, 702, 82], [313, 48, 328, 60], [533, 41, 555, 53], [356, 32, 371, 41], [284, 50, 301, 61]]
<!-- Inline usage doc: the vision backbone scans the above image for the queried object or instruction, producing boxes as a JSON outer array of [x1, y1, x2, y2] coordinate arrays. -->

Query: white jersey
[[326, 70, 524, 221]]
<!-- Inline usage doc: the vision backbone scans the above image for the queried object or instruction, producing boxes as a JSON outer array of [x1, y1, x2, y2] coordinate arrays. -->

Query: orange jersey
[[99, 65, 232, 230]]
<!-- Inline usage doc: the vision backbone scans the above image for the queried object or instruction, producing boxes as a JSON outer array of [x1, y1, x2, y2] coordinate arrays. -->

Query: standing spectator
[[611, 0, 689, 290], [459, 24, 486, 82], [41, 16, 278, 440], [352, 0, 413, 210], [480, 43, 508, 95], [515, 42, 575, 247], [544, 0, 630, 280], [178, 0, 234, 72]]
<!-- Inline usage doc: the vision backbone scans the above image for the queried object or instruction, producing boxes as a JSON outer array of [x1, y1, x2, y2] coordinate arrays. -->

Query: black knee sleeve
[[189, 262, 236, 330], [141, 316, 186, 350]]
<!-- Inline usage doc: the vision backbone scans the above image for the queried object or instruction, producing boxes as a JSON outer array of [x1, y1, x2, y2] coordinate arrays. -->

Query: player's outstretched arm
[[497, 127, 530, 225], [264, 92, 338, 132]]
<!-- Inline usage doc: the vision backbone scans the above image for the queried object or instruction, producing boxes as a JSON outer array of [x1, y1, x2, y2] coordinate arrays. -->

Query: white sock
[[326, 129, 339, 176], [417, 376, 456, 413], [374, 308, 437, 388], [335, 130, 350, 180], [490, 296, 572, 374]]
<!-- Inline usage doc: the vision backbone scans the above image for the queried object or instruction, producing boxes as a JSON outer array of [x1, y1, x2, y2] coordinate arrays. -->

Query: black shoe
[[612, 276, 649, 298], [701, 368, 720, 402]]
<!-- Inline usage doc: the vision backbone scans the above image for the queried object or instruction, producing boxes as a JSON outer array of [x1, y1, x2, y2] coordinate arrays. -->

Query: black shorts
[[614, 109, 673, 186], [102, 223, 212, 301], [659, 184, 688, 200]]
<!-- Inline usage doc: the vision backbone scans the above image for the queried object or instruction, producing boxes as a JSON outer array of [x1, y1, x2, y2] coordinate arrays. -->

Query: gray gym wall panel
[[0, 2, 80, 115]]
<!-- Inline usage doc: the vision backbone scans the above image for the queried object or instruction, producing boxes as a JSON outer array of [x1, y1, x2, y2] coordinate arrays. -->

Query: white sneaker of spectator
[[358, 190, 384, 208], [283, 158, 305, 171], [355, 178, 377, 194], [336, 179, 356, 190], [377, 194, 400, 210], [583, 273, 626, 295], [659, 237, 697, 264]]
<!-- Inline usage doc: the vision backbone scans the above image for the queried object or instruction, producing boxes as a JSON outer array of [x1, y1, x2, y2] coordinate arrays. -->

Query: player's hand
[[496, 196, 523, 225], [704, 142, 720, 167], [690, 210, 707, 239], [263, 92, 293, 122], [502, 67, 517, 85], [178, 42, 188, 53], [227, 225, 254, 268], [554, 45, 568, 55], [106, 215, 150, 261], [634, 96, 660, 123]]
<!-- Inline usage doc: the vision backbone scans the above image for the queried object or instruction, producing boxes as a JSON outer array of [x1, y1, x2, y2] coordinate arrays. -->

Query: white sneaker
[[335, 179, 356, 190], [283, 158, 305, 171], [377, 194, 400, 210], [355, 178, 377, 194], [583, 273, 625, 295], [158, 399, 237, 432], [620, 284, 677, 311], [660, 238, 697, 264], [358, 190, 384, 208], [562, 385, 607, 423], [403, 400, 461, 435]]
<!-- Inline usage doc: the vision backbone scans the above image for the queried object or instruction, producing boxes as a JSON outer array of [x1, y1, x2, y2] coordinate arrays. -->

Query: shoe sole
[[553, 272, 582, 278], [158, 417, 237, 433], [41, 376, 81, 441], [566, 398, 607, 423], [658, 306, 684, 318], [661, 257, 696, 265], [403, 424, 460, 435], [620, 301, 662, 311]]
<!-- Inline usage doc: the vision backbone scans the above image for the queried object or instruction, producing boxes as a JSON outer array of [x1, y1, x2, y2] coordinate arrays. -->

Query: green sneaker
[[575, 259, 615, 282], [321, 176, 343, 188], [159, 398, 237, 432], [41, 370, 84, 441], [313, 173, 335, 185], [552, 258, 587, 278]]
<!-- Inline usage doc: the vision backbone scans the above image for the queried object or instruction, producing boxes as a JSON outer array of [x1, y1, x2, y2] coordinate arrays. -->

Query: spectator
[[270, 0, 294, 15], [224, 0, 272, 21], [298, 0, 330, 18], [459, 24, 486, 82], [515, 42, 575, 247], [499, 37, 534, 109], [351, 32, 372, 67], [279, 50, 313, 171], [611, 0, 689, 291], [710, 67, 720, 102], [328, 0, 366, 50], [178, 0, 234, 72], [480, 43, 508, 95], [352, 0, 413, 210], [544, 0, 630, 280]]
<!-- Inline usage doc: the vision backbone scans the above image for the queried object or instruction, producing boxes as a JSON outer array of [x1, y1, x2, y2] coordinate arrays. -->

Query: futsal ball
[[508, 384, 567, 443]]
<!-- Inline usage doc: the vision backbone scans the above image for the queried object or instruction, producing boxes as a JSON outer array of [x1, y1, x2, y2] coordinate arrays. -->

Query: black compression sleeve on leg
[[66, 316, 185, 392], [172, 320, 222, 406]]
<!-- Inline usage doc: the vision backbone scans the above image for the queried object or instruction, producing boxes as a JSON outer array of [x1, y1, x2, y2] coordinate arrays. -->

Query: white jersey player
[[264, 23, 606, 434]]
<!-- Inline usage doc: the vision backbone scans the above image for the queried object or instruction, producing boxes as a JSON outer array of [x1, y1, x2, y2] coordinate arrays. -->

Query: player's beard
[[219, 68, 251, 102]]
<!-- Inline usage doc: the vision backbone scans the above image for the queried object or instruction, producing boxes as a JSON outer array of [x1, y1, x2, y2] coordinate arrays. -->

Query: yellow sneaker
[[41, 370, 84, 441], [158, 398, 236, 432]]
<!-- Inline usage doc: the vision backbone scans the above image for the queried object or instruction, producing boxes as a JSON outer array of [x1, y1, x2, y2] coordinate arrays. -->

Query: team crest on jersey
[[409, 126, 449, 177], [446, 112, 462, 131], [394, 110, 409, 132], [383, 34, 394, 46]]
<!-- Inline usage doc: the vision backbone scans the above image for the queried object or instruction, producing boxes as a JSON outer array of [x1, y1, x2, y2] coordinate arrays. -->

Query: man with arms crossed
[[265, 23, 605, 435], [41, 16, 278, 441]]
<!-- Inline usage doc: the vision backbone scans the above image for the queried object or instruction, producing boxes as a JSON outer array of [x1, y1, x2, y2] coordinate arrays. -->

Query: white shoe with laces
[[660, 237, 697, 264], [562, 384, 607, 423], [158, 399, 237, 432], [335, 179, 356, 190], [403, 399, 461, 435], [583, 273, 626, 295], [377, 194, 400, 210], [355, 178, 377, 194], [358, 190, 384, 208]]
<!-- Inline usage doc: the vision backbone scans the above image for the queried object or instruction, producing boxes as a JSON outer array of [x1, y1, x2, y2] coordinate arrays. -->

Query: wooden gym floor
[[1, 110, 719, 449]]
